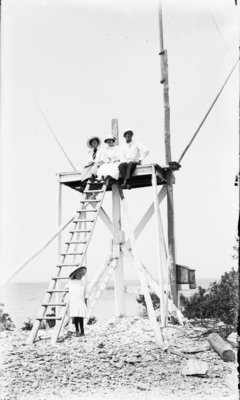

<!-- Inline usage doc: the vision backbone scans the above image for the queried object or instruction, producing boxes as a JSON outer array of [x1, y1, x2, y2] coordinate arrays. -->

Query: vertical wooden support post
[[112, 184, 125, 316], [111, 118, 125, 316], [158, 4, 177, 306], [151, 165, 166, 326], [119, 187, 164, 346], [167, 172, 177, 306], [111, 118, 119, 140], [164, 254, 170, 323], [57, 174, 62, 258], [56, 174, 62, 314]]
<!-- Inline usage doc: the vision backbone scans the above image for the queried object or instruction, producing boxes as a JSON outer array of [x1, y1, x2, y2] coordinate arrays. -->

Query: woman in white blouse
[[79, 136, 103, 191], [97, 135, 120, 181]]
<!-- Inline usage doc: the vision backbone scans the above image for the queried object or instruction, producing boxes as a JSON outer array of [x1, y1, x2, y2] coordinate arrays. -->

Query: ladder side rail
[[118, 186, 165, 346], [47, 181, 107, 344], [51, 303, 70, 345], [50, 302, 69, 345], [87, 258, 118, 319], [28, 216, 82, 344], [50, 184, 94, 342], [53, 257, 117, 344], [56, 181, 92, 273], [87, 255, 113, 297], [28, 188, 92, 344], [75, 180, 108, 269], [71, 206, 86, 267], [52, 256, 114, 344], [87, 257, 115, 303]]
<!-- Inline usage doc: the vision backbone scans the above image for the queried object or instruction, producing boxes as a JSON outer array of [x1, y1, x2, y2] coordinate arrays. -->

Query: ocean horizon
[[0, 278, 216, 329]]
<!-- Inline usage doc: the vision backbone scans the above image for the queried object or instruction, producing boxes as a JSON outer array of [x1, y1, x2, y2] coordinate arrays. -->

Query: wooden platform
[[59, 163, 178, 192]]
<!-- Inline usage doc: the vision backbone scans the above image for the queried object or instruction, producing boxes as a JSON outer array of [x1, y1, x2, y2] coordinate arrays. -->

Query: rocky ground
[[0, 316, 238, 400]]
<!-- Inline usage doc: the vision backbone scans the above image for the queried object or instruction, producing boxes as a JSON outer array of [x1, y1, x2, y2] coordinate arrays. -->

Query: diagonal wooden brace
[[98, 184, 167, 242]]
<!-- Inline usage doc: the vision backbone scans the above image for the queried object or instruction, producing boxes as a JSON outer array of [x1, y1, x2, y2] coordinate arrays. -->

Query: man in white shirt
[[118, 130, 149, 189]]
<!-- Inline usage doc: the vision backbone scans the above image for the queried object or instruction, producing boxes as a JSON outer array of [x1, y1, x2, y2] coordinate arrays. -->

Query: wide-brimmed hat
[[86, 136, 101, 148], [123, 130, 134, 137], [69, 266, 87, 279], [104, 135, 116, 143]]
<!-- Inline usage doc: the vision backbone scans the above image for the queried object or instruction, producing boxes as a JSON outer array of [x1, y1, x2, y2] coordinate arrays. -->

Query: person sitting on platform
[[118, 130, 149, 189], [79, 136, 103, 191], [97, 135, 121, 182]]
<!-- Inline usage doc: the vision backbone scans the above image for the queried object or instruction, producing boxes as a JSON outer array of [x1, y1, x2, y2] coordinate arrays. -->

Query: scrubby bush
[[87, 316, 97, 325], [45, 307, 56, 328], [136, 292, 160, 312], [180, 286, 212, 321], [181, 268, 238, 331], [21, 318, 33, 330], [136, 266, 238, 332], [0, 310, 15, 331]]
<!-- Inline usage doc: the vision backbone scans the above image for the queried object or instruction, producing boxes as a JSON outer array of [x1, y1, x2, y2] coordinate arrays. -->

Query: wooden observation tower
[[27, 4, 187, 346], [27, 115, 183, 345]]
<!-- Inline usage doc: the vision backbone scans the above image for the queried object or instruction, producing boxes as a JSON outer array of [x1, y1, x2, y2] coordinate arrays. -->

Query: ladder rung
[[70, 230, 91, 233], [74, 217, 94, 221], [85, 189, 104, 193], [75, 210, 98, 213], [37, 316, 62, 320], [73, 219, 93, 224], [47, 290, 69, 293], [52, 277, 69, 280], [87, 179, 105, 183], [66, 241, 87, 244], [80, 199, 101, 203], [42, 303, 66, 307], [57, 263, 79, 267], [61, 252, 84, 256]]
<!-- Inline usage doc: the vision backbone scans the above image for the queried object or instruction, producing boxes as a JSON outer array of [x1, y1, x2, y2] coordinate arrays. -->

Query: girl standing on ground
[[64, 266, 88, 337]]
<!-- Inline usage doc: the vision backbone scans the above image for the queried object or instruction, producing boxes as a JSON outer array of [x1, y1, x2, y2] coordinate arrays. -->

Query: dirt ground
[[0, 316, 238, 400]]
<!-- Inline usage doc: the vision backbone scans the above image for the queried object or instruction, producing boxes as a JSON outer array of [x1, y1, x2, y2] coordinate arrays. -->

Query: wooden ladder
[[28, 179, 108, 344], [87, 257, 119, 320]]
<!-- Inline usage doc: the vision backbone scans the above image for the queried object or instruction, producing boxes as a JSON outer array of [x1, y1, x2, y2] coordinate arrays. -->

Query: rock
[[114, 361, 124, 369], [224, 369, 238, 392], [125, 356, 139, 364], [136, 383, 150, 391], [227, 332, 238, 348], [1, 316, 236, 399], [181, 359, 209, 376], [142, 355, 154, 362]]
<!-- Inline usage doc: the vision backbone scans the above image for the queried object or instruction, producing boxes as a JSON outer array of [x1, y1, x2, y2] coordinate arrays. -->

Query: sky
[[0, 0, 239, 286]]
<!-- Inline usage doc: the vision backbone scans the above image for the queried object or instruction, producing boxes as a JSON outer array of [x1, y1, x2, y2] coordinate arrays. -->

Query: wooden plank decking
[[59, 163, 178, 192]]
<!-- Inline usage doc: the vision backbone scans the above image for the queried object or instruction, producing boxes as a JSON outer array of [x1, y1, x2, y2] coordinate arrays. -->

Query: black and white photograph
[[0, 0, 239, 399]]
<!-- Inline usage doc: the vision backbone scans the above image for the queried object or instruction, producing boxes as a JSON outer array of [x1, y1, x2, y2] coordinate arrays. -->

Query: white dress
[[65, 278, 88, 318], [97, 145, 120, 180], [80, 148, 103, 182]]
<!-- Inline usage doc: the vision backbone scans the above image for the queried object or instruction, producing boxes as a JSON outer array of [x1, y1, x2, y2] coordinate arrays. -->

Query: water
[[0, 282, 141, 329], [0, 278, 215, 329]]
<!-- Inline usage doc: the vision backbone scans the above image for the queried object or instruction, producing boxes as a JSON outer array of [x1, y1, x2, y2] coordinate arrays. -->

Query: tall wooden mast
[[158, 1, 177, 305]]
